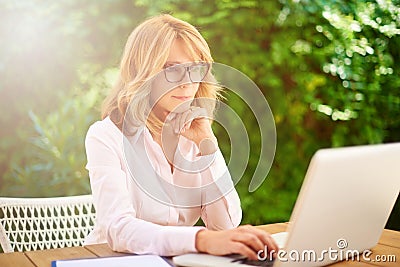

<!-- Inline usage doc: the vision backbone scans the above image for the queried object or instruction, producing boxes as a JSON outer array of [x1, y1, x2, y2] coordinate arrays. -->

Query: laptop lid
[[275, 143, 400, 266], [172, 143, 400, 267]]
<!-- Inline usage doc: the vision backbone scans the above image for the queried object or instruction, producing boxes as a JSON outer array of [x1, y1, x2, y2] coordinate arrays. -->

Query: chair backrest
[[0, 195, 96, 253]]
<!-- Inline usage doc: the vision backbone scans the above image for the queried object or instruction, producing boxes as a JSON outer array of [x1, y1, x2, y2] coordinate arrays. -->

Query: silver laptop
[[173, 143, 400, 267]]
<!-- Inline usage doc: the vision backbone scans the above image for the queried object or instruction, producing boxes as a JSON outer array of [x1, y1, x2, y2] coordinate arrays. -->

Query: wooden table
[[0, 223, 398, 267]]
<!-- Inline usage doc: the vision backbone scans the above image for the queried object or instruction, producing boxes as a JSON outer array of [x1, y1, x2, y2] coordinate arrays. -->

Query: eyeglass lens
[[164, 62, 209, 83]]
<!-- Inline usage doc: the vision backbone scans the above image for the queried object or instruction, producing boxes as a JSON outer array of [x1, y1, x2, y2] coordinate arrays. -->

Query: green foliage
[[0, 0, 145, 195], [136, 0, 400, 227], [288, 0, 400, 146], [0, 0, 399, 229], [0, 66, 115, 197]]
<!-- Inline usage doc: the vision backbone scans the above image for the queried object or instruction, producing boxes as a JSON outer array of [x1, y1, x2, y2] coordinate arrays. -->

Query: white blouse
[[84, 116, 242, 256]]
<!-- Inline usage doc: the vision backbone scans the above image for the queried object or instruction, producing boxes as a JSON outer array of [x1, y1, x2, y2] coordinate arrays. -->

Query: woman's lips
[[172, 96, 192, 101]]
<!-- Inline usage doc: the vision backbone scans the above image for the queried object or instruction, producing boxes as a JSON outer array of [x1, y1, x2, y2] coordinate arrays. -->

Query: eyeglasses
[[163, 62, 210, 83]]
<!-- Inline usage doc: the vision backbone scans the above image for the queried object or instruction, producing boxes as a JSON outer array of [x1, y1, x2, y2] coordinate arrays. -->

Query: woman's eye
[[165, 66, 180, 72], [190, 63, 207, 71], [190, 66, 200, 72]]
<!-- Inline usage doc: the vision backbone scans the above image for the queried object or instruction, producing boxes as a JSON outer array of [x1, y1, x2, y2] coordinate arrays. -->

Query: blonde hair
[[102, 14, 221, 134]]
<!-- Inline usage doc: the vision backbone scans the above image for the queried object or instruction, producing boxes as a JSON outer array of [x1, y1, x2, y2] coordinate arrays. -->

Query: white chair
[[0, 195, 96, 253]]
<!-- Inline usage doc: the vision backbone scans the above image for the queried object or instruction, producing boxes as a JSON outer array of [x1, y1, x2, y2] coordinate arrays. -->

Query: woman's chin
[[171, 102, 192, 113]]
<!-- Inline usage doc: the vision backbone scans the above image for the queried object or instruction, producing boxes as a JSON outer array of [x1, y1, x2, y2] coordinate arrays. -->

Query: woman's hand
[[168, 106, 217, 155], [195, 225, 279, 261]]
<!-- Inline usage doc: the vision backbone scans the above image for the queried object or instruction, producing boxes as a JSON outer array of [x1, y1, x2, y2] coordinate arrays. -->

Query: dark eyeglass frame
[[163, 62, 210, 83]]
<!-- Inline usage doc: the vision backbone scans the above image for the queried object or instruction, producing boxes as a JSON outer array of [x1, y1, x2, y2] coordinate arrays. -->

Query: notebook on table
[[173, 143, 400, 267], [52, 255, 172, 267]]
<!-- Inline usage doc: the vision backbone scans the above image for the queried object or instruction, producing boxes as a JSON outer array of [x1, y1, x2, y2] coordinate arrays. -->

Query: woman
[[84, 14, 277, 260]]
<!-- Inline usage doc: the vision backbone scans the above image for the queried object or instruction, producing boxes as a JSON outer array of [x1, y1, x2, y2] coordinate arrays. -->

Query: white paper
[[53, 255, 171, 267]]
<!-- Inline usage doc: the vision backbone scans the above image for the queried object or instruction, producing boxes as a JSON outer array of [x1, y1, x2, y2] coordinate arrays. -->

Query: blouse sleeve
[[85, 122, 204, 256], [198, 149, 243, 230]]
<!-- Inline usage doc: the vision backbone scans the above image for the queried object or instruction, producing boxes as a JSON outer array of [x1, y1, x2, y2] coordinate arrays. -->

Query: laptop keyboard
[[231, 257, 275, 266]]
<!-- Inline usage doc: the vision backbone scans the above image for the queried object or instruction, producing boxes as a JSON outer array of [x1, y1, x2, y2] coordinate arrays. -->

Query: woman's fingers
[[265, 234, 279, 256], [168, 110, 188, 134], [165, 112, 178, 134], [171, 107, 208, 134], [239, 225, 279, 254], [230, 242, 258, 260], [190, 106, 208, 118], [165, 112, 177, 121], [231, 232, 266, 257], [183, 107, 208, 131], [195, 227, 278, 261], [233, 227, 278, 259], [177, 109, 191, 133]]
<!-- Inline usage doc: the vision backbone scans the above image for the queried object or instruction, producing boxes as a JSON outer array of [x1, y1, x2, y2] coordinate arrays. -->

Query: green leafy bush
[[0, 67, 115, 197]]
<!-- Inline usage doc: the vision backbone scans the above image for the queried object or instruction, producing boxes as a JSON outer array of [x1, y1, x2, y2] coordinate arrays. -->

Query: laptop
[[173, 143, 400, 267]]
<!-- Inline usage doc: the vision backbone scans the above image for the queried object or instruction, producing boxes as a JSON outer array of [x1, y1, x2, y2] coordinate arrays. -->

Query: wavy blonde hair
[[102, 14, 221, 135]]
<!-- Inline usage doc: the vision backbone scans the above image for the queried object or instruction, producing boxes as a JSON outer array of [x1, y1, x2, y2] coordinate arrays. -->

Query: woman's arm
[[170, 109, 242, 229], [198, 148, 242, 230], [85, 122, 203, 256]]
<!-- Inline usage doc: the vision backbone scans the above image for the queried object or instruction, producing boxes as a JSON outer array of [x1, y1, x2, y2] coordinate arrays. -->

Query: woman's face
[[151, 38, 200, 120]]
